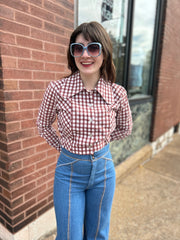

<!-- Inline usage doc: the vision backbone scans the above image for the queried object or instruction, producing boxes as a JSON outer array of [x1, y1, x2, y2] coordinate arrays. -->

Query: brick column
[[0, 0, 74, 235], [151, 0, 180, 141]]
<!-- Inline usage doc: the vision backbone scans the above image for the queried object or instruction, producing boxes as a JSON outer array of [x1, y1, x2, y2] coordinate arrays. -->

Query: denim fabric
[[54, 144, 116, 240]]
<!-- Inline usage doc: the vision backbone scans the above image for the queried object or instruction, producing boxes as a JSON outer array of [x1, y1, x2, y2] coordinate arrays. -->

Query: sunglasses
[[70, 42, 102, 57]]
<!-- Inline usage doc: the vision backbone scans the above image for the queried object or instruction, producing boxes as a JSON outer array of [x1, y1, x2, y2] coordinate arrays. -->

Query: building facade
[[0, 0, 180, 239]]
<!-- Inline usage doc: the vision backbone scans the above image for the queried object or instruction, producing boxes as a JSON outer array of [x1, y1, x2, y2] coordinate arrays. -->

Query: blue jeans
[[54, 144, 116, 240]]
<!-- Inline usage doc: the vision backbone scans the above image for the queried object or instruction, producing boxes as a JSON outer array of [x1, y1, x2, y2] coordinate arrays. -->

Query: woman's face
[[74, 33, 104, 80]]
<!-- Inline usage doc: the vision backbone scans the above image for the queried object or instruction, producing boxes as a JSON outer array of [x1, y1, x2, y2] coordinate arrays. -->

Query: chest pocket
[[70, 93, 116, 139], [93, 103, 116, 137]]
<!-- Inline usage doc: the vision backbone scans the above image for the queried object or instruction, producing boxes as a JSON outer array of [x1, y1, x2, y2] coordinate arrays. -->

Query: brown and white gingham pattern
[[37, 71, 133, 155]]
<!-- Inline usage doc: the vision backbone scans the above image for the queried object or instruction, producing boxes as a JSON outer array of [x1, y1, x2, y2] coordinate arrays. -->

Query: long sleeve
[[110, 87, 133, 141], [37, 81, 61, 152]]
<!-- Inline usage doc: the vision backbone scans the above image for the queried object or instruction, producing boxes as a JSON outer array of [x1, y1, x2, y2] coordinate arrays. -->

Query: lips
[[81, 62, 94, 67]]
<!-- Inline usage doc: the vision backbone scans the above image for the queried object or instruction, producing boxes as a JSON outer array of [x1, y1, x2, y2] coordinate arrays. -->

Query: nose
[[82, 48, 89, 57]]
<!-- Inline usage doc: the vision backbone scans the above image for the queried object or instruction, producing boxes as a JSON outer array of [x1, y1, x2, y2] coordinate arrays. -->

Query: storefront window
[[76, 0, 159, 164], [77, 0, 128, 85], [128, 0, 157, 98]]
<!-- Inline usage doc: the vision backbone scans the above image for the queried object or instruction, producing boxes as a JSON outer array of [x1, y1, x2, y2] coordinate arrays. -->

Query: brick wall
[[151, 0, 180, 141], [0, 0, 74, 233]]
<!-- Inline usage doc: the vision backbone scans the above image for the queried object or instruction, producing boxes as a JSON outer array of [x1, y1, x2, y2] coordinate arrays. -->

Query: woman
[[37, 21, 132, 240]]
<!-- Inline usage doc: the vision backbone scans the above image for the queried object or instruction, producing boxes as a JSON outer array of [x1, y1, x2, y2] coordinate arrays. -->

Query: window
[[76, 0, 158, 99], [77, 0, 128, 85], [128, 0, 157, 99]]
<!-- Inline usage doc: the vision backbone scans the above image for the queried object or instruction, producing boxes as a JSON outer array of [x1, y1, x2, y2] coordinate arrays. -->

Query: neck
[[80, 73, 100, 90]]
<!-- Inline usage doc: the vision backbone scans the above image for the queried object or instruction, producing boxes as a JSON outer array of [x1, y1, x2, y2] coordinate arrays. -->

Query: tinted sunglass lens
[[88, 44, 100, 56], [72, 44, 83, 57]]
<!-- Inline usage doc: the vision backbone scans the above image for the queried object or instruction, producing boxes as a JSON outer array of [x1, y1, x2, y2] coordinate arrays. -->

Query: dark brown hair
[[67, 21, 116, 83]]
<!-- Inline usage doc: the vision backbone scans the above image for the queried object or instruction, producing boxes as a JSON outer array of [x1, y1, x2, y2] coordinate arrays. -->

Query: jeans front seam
[[67, 164, 73, 240], [56, 158, 90, 168], [95, 159, 107, 240]]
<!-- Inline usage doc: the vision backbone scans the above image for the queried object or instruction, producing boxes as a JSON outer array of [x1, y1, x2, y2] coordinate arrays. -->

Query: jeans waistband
[[61, 144, 110, 160]]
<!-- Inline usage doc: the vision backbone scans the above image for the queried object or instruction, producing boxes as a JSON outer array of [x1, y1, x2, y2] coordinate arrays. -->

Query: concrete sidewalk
[[109, 133, 180, 240], [42, 133, 180, 240]]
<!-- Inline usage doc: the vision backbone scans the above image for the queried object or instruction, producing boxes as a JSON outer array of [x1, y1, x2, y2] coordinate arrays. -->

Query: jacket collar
[[60, 71, 114, 104]]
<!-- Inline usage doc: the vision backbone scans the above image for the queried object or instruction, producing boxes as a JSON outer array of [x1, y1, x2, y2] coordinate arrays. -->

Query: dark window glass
[[128, 0, 157, 99]]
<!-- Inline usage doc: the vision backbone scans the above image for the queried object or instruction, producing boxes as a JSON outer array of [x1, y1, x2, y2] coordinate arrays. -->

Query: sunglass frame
[[70, 42, 102, 57]]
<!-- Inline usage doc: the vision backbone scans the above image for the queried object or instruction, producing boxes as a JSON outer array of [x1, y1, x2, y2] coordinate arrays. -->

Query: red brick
[[12, 198, 36, 216], [36, 142, 52, 152], [15, 11, 42, 28], [32, 51, 56, 62], [22, 136, 43, 148], [19, 81, 45, 90], [33, 90, 45, 100], [44, 22, 65, 35], [9, 148, 35, 163], [30, 5, 54, 22], [56, 0, 74, 11], [37, 188, 52, 202], [31, 28, 55, 43], [24, 169, 46, 184], [3, 69, 32, 80], [7, 142, 21, 153], [3, 80, 18, 90], [33, 71, 55, 80], [0, 19, 30, 36], [12, 182, 36, 199], [0, 5, 14, 20], [9, 179, 23, 191], [25, 184, 46, 201], [23, 152, 46, 167], [26, 0, 42, 6], [4, 91, 33, 101], [0, 32, 16, 45], [26, 200, 47, 217], [18, 59, 44, 71], [1, 44, 31, 58], [37, 172, 54, 186], [9, 165, 35, 182], [0, 0, 29, 13], [47, 162, 56, 173], [16, 36, 43, 50], [11, 213, 24, 226], [6, 122, 21, 133], [55, 16, 74, 29], [56, 54, 67, 63], [47, 148, 59, 156], [1, 178, 10, 191], [45, 62, 65, 72], [44, 42, 66, 54], [33, 109, 40, 119], [11, 197, 23, 209], [44, 0, 65, 16], [0, 142, 7, 152], [8, 130, 35, 143], [20, 100, 41, 110], [21, 119, 36, 129], [47, 179, 54, 188], [1, 56, 17, 69], [0, 132, 7, 144], [4, 102, 19, 112], [36, 156, 55, 170], [6, 160, 22, 172]]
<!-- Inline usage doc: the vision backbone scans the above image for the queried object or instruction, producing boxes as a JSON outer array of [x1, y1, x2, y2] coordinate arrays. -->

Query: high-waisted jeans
[[54, 144, 116, 240]]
